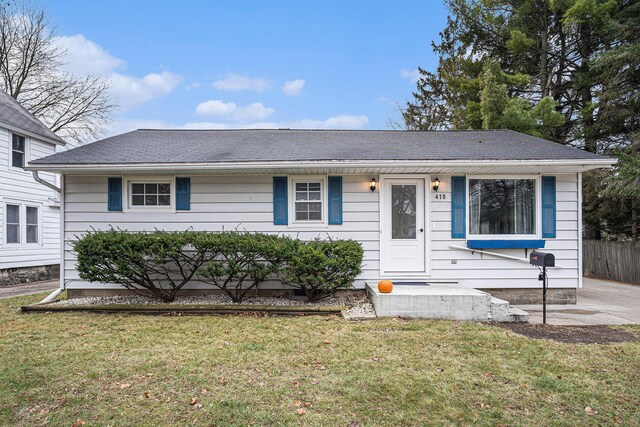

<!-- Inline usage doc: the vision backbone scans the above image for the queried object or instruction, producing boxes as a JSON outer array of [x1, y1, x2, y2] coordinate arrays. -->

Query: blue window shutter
[[541, 176, 556, 238], [273, 176, 288, 225], [451, 176, 466, 238], [176, 177, 191, 210], [107, 177, 122, 211], [328, 176, 343, 225]]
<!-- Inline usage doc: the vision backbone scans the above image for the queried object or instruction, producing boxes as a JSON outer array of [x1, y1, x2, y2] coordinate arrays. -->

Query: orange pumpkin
[[378, 280, 393, 293]]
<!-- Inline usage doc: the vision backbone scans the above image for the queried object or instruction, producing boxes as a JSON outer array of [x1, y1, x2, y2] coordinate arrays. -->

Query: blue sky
[[46, 0, 448, 136]]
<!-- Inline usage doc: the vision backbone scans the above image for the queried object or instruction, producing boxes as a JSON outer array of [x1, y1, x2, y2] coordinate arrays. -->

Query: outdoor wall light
[[370, 178, 377, 192], [432, 177, 440, 192]]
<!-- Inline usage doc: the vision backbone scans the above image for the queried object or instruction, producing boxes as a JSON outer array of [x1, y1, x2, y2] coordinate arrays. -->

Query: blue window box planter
[[466, 240, 546, 249]]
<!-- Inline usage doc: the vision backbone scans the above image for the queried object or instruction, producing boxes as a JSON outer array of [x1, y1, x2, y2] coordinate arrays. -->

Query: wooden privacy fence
[[583, 240, 640, 284]]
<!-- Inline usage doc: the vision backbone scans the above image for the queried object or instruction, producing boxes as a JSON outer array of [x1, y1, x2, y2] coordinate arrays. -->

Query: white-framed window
[[6, 204, 20, 244], [3, 201, 41, 246], [26, 206, 39, 243], [11, 133, 26, 169], [131, 182, 171, 207], [289, 176, 327, 225], [467, 176, 539, 238], [124, 177, 174, 210]]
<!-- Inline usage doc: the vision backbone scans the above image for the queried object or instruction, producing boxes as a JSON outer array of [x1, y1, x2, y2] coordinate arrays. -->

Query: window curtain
[[469, 181, 481, 235], [515, 180, 535, 234]]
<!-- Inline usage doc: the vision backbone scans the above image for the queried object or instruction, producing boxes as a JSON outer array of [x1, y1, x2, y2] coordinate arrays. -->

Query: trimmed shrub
[[74, 229, 211, 302], [284, 239, 363, 302], [74, 230, 362, 303], [196, 232, 298, 302]]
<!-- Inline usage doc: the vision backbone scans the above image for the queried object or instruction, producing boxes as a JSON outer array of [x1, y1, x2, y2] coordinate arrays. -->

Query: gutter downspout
[[39, 288, 63, 304], [32, 171, 61, 192], [33, 172, 65, 303]]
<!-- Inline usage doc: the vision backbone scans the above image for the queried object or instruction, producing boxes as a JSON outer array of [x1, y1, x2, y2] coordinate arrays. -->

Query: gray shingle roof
[[29, 128, 607, 165], [0, 90, 65, 145]]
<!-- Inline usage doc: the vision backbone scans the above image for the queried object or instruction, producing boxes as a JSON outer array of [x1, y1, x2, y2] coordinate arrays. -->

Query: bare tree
[[0, 1, 115, 144]]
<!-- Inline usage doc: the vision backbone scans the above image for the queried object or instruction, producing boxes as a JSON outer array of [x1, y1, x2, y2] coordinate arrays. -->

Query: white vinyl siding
[[0, 126, 59, 269], [429, 174, 580, 289], [62, 175, 380, 290], [62, 173, 581, 291]]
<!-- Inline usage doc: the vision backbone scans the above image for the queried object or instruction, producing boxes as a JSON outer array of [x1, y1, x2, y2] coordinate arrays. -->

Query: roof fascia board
[[26, 158, 616, 173], [0, 120, 65, 146]]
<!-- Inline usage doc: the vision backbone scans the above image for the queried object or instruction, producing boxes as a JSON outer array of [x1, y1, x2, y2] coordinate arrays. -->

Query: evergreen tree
[[403, 0, 639, 240]]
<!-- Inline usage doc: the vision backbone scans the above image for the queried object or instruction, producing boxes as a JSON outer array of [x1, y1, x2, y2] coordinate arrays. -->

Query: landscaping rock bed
[[22, 293, 376, 317], [55, 294, 364, 307], [342, 303, 377, 320]]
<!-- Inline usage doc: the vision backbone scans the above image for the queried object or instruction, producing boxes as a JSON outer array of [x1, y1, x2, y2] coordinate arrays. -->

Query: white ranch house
[[0, 91, 64, 284], [27, 129, 614, 303]]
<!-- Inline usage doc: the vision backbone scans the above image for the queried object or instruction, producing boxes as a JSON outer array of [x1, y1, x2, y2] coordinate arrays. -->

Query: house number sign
[[431, 192, 450, 201]]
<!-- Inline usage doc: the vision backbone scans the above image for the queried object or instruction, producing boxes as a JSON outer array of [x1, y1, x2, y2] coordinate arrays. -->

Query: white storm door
[[382, 178, 425, 273]]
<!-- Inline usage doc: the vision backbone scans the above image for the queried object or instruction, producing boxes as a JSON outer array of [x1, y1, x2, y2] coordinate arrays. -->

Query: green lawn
[[1, 293, 638, 426]]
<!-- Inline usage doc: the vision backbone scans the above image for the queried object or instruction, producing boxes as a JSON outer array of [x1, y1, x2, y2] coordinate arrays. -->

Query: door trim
[[379, 174, 430, 278]]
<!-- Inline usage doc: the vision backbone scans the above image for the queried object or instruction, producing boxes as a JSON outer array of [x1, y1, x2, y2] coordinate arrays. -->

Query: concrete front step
[[489, 297, 529, 323], [365, 282, 529, 322], [366, 282, 492, 321]]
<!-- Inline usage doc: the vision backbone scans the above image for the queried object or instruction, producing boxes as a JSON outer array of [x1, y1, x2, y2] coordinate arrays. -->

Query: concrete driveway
[[515, 277, 640, 325], [0, 280, 58, 300]]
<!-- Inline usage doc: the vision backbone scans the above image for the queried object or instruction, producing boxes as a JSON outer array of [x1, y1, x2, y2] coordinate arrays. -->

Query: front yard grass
[[1, 293, 638, 426]]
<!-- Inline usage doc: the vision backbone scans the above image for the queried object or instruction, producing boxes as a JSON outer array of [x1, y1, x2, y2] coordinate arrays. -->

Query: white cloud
[[212, 74, 272, 92], [400, 68, 421, 82], [185, 113, 368, 130], [281, 79, 305, 96], [54, 34, 124, 74], [195, 100, 275, 122], [195, 100, 238, 116], [285, 114, 369, 129], [53, 33, 181, 110], [233, 103, 274, 122], [111, 113, 369, 135], [110, 71, 182, 109]]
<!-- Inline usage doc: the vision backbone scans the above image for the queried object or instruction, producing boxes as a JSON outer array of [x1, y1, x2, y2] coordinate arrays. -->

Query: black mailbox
[[530, 251, 555, 267], [530, 251, 555, 324]]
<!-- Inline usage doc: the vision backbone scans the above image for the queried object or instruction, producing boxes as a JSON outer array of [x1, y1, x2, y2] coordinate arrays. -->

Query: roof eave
[[0, 120, 66, 146], [26, 158, 616, 174]]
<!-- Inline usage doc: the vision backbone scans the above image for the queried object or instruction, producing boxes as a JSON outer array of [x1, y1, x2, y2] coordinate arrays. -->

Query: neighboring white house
[[27, 129, 615, 303], [0, 91, 65, 284]]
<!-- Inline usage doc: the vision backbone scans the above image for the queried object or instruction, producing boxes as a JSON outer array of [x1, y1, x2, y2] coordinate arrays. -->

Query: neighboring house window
[[130, 182, 171, 207], [11, 134, 26, 168], [6, 204, 20, 244], [26, 206, 38, 243], [294, 181, 323, 222], [469, 178, 536, 235]]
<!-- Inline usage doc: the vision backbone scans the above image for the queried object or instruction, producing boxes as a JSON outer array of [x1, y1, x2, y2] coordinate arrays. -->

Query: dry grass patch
[[1, 293, 638, 426]]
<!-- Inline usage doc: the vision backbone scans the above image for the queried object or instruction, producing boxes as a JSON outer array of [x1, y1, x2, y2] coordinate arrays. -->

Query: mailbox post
[[529, 251, 555, 324]]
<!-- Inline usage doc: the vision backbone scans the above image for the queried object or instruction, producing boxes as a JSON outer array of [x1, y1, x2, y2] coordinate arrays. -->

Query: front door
[[381, 178, 426, 273]]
